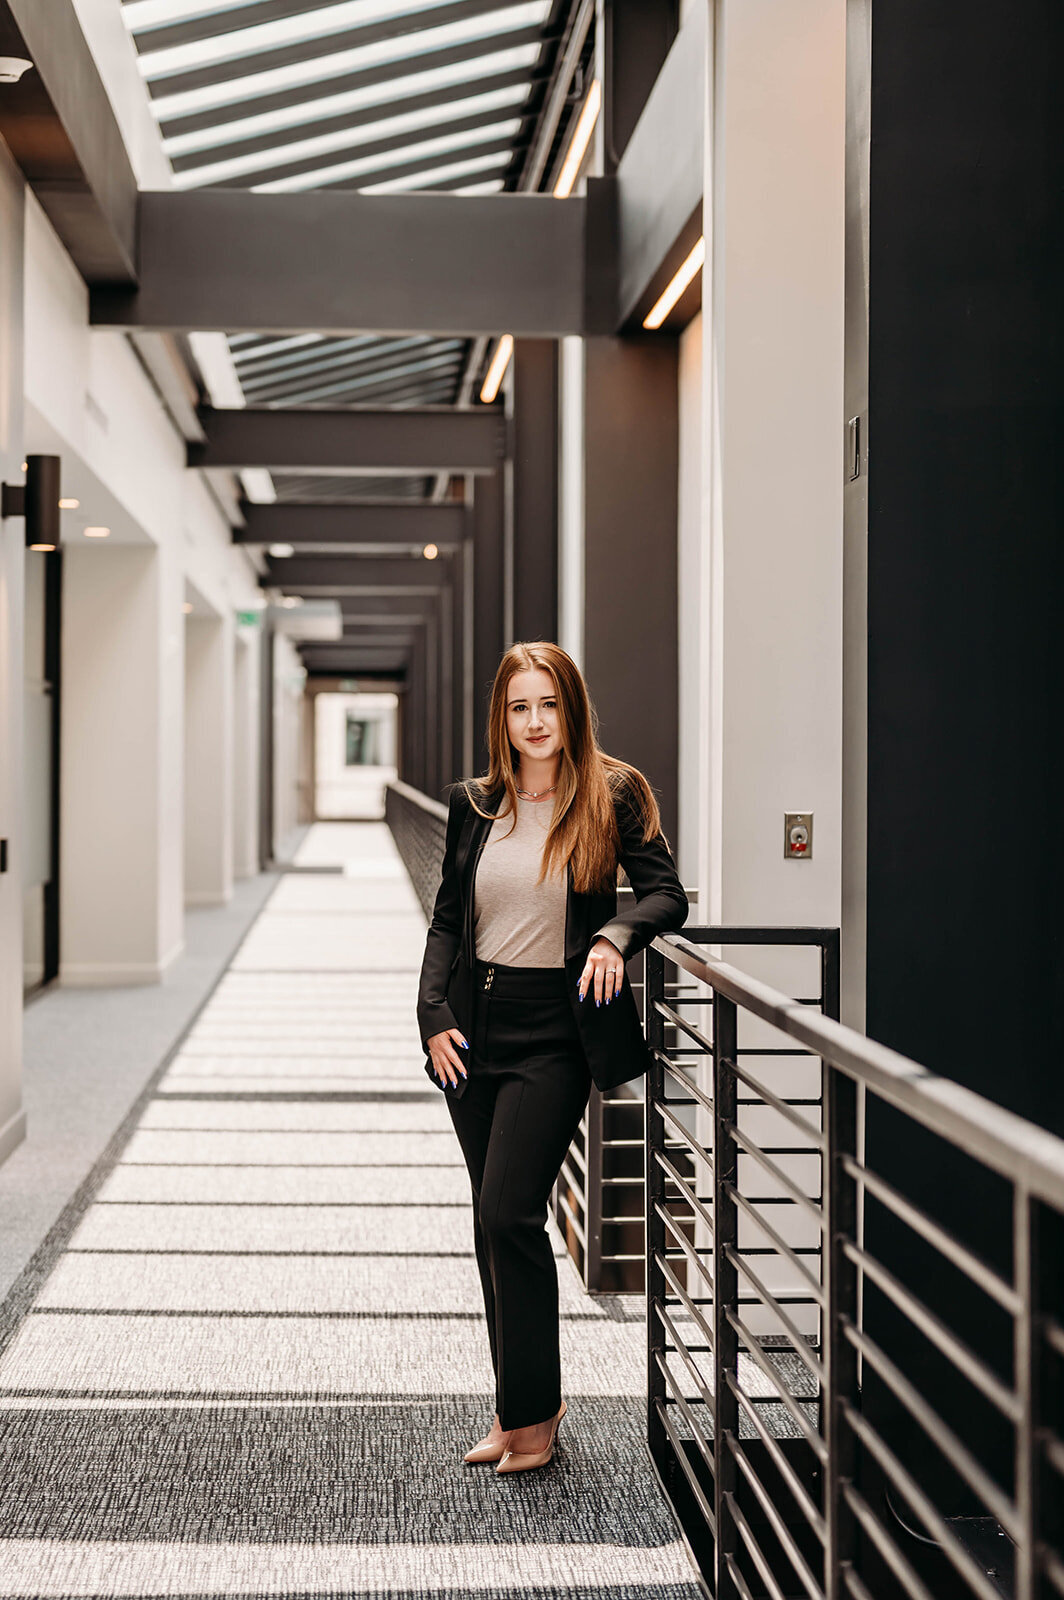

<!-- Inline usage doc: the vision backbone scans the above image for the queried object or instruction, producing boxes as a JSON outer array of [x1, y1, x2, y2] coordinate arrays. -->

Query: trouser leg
[[477, 1051, 591, 1430], [446, 1075, 501, 1384]]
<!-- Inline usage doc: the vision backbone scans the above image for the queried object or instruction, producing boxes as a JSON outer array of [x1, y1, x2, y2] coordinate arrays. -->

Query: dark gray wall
[[508, 339, 559, 646], [582, 336, 679, 843]]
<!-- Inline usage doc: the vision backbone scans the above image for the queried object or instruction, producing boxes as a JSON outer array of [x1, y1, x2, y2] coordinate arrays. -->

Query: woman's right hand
[[427, 1027, 469, 1088]]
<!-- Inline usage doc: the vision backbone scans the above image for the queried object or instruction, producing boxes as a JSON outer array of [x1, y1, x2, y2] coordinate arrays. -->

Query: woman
[[416, 642, 688, 1475]]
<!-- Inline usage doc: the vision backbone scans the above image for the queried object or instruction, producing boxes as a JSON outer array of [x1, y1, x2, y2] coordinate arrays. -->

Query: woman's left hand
[[578, 937, 626, 1006]]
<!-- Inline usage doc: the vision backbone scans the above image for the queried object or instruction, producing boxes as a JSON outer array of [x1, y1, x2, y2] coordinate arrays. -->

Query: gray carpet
[[0, 824, 703, 1598]]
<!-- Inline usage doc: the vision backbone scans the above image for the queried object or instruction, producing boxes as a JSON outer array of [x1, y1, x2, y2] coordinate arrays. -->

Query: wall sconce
[[2, 455, 61, 550]]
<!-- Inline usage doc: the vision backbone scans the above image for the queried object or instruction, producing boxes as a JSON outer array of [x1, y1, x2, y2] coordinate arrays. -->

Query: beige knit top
[[473, 797, 567, 967]]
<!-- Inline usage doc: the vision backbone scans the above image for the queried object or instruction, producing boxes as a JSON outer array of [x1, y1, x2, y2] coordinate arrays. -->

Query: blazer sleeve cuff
[[591, 920, 640, 962], [417, 999, 460, 1052]]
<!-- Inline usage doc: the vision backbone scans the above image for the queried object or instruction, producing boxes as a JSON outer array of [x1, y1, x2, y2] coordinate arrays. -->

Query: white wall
[[704, 0, 846, 949], [0, 139, 25, 1162], [676, 312, 710, 902], [272, 635, 305, 860], [314, 692, 398, 820], [558, 339, 585, 667], [22, 188, 269, 983], [232, 632, 260, 881], [184, 615, 233, 907]]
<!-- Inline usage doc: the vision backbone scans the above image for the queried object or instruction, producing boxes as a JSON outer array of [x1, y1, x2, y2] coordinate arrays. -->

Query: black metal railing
[[556, 927, 828, 1296], [646, 930, 1064, 1600], [385, 779, 448, 922]]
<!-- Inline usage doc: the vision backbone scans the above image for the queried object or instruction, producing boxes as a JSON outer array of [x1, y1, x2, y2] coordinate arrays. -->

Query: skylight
[[162, 43, 540, 158], [147, 2, 551, 120], [360, 150, 513, 194], [174, 84, 528, 187], [253, 119, 520, 192], [137, 0, 463, 81]]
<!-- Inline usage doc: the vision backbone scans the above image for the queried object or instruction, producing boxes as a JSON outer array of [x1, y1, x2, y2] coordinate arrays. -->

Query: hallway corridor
[[0, 825, 700, 1597]]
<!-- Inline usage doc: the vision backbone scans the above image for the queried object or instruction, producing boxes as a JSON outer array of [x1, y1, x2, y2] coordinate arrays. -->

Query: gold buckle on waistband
[[482, 964, 495, 992]]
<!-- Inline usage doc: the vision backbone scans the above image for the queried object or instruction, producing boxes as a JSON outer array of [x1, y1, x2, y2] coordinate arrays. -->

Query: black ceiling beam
[[0, 0, 138, 282], [265, 555, 452, 589], [195, 406, 505, 474], [237, 501, 465, 547], [90, 189, 596, 337]]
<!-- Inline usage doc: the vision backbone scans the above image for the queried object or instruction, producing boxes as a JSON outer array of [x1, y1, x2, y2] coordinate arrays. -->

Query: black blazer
[[416, 779, 689, 1097]]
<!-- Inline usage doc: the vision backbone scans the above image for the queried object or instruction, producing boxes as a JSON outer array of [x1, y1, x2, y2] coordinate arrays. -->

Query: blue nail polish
[[596, 999, 600, 1008], [461, 1038, 470, 1049]]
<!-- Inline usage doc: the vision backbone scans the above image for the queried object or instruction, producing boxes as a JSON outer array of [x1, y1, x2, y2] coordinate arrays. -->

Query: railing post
[[713, 990, 740, 1598], [584, 1086, 604, 1291], [823, 1057, 859, 1598], [645, 943, 667, 1471], [1013, 1186, 1042, 1600]]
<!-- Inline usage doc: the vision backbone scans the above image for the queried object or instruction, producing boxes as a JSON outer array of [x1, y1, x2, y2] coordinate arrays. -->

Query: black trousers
[[445, 959, 592, 1430]]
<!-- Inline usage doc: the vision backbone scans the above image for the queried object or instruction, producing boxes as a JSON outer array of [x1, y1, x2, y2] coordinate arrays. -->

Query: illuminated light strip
[[552, 78, 601, 198], [479, 334, 514, 403], [642, 236, 705, 329]]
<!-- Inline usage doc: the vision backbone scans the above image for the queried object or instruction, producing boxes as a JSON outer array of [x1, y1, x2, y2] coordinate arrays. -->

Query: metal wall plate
[[784, 812, 813, 859]]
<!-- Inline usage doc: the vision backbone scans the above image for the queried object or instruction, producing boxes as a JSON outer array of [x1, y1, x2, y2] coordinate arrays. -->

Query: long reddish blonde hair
[[461, 641, 663, 894]]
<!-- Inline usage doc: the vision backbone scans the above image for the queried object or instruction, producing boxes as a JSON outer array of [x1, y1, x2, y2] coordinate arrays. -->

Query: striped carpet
[[0, 823, 702, 1598]]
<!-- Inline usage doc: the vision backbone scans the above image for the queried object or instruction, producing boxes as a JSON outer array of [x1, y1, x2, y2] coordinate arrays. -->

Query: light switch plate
[[784, 813, 812, 860]]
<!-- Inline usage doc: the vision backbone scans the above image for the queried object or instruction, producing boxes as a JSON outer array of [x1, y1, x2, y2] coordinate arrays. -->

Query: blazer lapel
[[457, 784, 504, 962]]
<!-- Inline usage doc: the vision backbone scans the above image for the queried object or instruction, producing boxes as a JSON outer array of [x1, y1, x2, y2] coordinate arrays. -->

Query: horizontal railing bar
[[654, 1145, 715, 1223], [727, 1183, 825, 1305], [655, 1251, 717, 1357], [841, 1238, 1021, 1422], [653, 1394, 718, 1538], [723, 1554, 759, 1600], [842, 1563, 879, 1600], [565, 1142, 588, 1176], [600, 1252, 644, 1262], [736, 1048, 820, 1058], [662, 1058, 717, 1118], [724, 1490, 790, 1600], [842, 1157, 1021, 1315], [654, 999, 714, 1055], [723, 1056, 825, 1146], [658, 1299, 716, 1415], [738, 1097, 823, 1108], [1044, 1546, 1064, 1597], [655, 934, 1064, 1210], [727, 1437, 824, 1600], [840, 1404, 1014, 1600], [553, 1190, 587, 1250], [1044, 1433, 1064, 1481], [725, 1305, 825, 1458], [725, 1244, 826, 1383], [655, 1349, 716, 1480], [655, 1209, 715, 1296], [1045, 1316, 1064, 1361], [557, 1157, 585, 1200], [657, 1099, 715, 1173], [727, 1120, 826, 1227], [725, 1369, 827, 1546], [840, 1321, 1019, 1538], [842, 1481, 938, 1600]]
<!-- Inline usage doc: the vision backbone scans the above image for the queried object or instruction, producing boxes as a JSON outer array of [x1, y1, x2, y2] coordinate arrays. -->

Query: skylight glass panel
[[124, 0, 273, 32], [253, 119, 520, 192], [174, 84, 528, 186], [453, 179, 505, 194], [138, 0, 461, 81], [149, 3, 551, 120], [163, 43, 540, 157], [359, 150, 512, 193]]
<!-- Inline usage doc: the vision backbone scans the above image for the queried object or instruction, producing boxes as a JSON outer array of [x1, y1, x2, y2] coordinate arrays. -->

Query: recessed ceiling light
[[182, 601, 194, 614], [58, 498, 80, 510], [423, 543, 439, 560], [84, 526, 111, 538], [29, 542, 56, 553], [268, 543, 295, 558]]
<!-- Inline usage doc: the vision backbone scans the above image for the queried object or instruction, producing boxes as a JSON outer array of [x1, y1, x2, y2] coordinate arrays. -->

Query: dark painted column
[[506, 339, 559, 645], [857, 0, 1064, 1549], [469, 469, 505, 771], [452, 535, 473, 785], [599, 0, 679, 168], [582, 336, 679, 842]]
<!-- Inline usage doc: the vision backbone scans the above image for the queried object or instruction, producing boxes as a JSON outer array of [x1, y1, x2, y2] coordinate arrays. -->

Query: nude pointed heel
[[463, 1434, 509, 1465], [495, 1400, 566, 1475]]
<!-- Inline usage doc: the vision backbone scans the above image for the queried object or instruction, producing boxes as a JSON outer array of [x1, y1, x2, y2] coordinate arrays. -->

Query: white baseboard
[[60, 939, 184, 988], [0, 1107, 27, 1167], [184, 890, 232, 908]]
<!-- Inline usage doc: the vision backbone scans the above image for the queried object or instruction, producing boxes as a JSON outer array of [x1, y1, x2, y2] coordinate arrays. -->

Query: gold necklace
[[516, 783, 556, 799]]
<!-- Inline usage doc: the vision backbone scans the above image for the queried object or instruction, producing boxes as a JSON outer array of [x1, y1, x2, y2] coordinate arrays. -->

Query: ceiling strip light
[[552, 78, 601, 198], [480, 334, 514, 403], [642, 236, 705, 329]]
